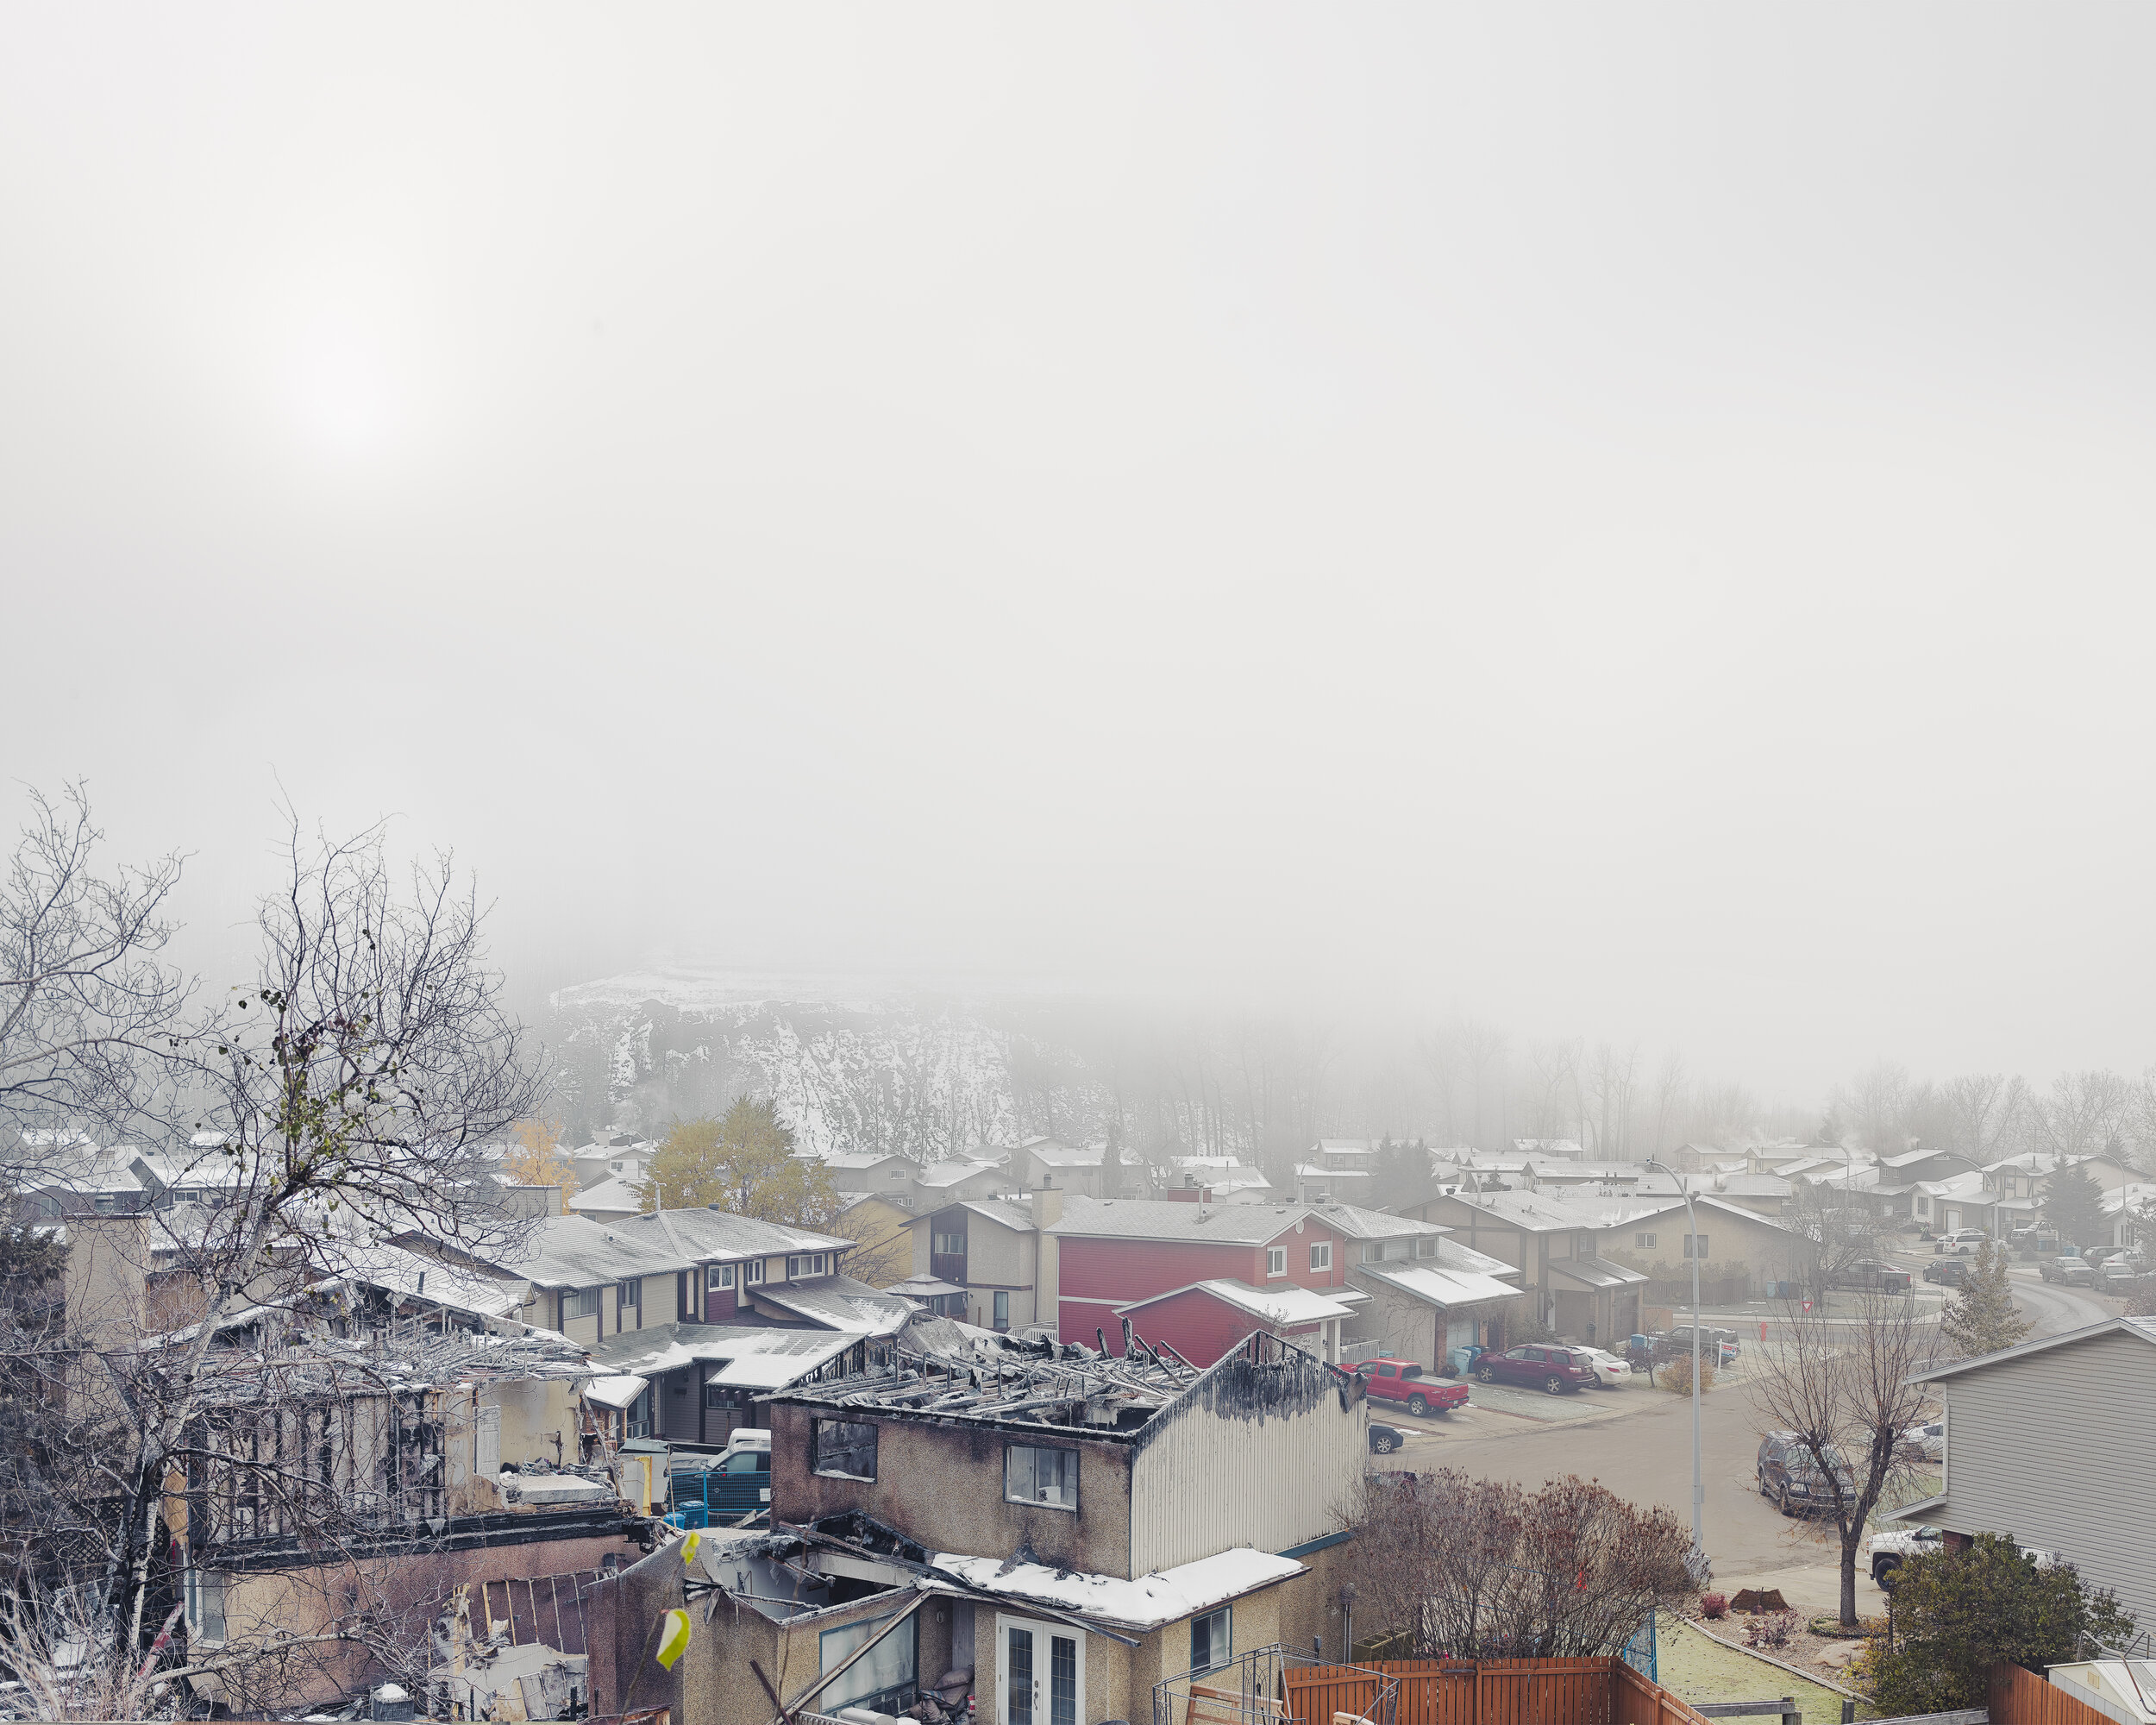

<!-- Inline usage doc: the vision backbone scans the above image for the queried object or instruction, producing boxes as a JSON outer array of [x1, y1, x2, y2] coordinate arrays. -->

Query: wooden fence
[[1990, 1663, 2116, 1725], [1282, 1658, 1716, 1725]]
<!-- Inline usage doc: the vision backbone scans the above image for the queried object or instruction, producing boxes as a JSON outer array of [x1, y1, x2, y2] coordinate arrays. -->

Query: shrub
[[1744, 1612, 1798, 1649], [1658, 1358, 1716, 1394], [1700, 1593, 1727, 1620], [1856, 1533, 2137, 1715]]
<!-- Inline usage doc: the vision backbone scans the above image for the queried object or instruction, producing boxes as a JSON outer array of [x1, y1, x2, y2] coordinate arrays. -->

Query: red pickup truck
[[1354, 1357, 1470, 1418]]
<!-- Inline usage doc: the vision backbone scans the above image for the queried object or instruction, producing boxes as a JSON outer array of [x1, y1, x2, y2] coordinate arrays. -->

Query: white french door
[[998, 1614, 1084, 1725]]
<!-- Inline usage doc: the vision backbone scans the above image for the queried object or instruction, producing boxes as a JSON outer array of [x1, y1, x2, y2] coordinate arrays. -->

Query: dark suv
[[1757, 1431, 1857, 1517], [1476, 1344, 1600, 1396]]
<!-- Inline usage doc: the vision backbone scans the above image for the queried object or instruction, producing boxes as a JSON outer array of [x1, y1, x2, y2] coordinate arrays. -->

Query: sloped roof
[[1906, 1315, 2156, 1385], [1044, 1196, 1446, 1247], [1116, 1279, 1356, 1326], [589, 1320, 863, 1387], [914, 1159, 1006, 1189], [311, 1240, 529, 1320], [821, 1151, 911, 1172], [488, 1214, 697, 1286], [1433, 1188, 1613, 1232], [612, 1207, 849, 1261], [1546, 1256, 1649, 1291], [932, 1546, 1303, 1633], [567, 1176, 646, 1214], [1354, 1261, 1523, 1309], [749, 1273, 915, 1336], [953, 1199, 1037, 1232]]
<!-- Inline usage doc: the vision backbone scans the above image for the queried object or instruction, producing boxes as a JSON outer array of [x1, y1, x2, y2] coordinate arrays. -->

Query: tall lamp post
[[1647, 1157, 1706, 1580]]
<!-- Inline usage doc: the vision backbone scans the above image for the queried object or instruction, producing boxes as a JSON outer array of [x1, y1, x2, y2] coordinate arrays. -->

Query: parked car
[[2010, 1226, 2062, 1253], [1865, 1521, 1945, 1584], [2041, 1255, 2096, 1287], [1897, 1420, 1945, 1462], [1935, 1228, 1989, 1255], [1832, 1258, 1914, 1293], [1664, 1325, 1742, 1366], [2097, 1258, 2147, 1291], [1575, 1346, 1631, 1389], [1923, 1258, 1971, 1288], [1476, 1344, 1600, 1396], [1355, 1357, 1471, 1418], [1757, 1431, 1858, 1517], [667, 1427, 771, 1529], [1369, 1421, 1406, 1455]]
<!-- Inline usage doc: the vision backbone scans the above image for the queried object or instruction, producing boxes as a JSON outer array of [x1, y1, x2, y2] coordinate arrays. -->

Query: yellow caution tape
[[656, 1608, 691, 1670]]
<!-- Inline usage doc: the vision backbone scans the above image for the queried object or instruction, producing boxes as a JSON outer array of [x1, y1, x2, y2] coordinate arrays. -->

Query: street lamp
[[1647, 1157, 1706, 1580]]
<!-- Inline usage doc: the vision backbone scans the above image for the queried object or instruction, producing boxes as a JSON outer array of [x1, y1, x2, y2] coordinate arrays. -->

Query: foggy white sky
[[7, 5, 2155, 1100]]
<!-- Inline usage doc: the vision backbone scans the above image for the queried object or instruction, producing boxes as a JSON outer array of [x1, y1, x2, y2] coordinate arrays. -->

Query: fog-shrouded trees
[[1940, 1239, 2032, 1358], [1, 784, 201, 1173], [1750, 1291, 1934, 1628], [2043, 1160, 2106, 1251]]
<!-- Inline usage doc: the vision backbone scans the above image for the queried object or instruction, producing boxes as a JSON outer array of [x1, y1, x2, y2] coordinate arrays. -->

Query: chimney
[[1034, 1175, 1063, 1231]]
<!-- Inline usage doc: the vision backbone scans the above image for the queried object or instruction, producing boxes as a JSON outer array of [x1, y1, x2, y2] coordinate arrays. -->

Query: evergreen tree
[[1856, 1533, 2135, 1715], [2043, 1160, 2104, 1251], [1940, 1239, 2032, 1357]]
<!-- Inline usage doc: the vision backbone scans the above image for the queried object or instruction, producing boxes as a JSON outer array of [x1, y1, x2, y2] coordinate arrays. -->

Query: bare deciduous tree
[[1, 785, 201, 1167], [1350, 1468, 1692, 1658], [1749, 1290, 1934, 1627]]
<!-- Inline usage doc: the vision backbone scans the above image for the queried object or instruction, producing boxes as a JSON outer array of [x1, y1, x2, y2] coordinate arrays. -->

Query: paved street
[[1371, 1267, 2115, 1618]]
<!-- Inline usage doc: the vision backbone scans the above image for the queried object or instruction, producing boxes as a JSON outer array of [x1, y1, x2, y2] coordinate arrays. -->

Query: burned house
[[586, 1324, 1366, 1725], [170, 1282, 652, 1716]]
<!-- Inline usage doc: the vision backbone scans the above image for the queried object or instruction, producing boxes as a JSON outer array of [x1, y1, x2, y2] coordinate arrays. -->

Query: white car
[[1899, 1420, 1945, 1462], [1576, 1347, 1631, 1389], [1936, 1228, 1989, 1255], [1865, 1523, 2061, 1585]]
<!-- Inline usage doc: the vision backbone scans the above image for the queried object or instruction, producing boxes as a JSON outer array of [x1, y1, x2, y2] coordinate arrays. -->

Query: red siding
[[703, 1283, 737, 1323], [1111, 1284, 1323, 1366], [1056, 1224, 1350, 1356]]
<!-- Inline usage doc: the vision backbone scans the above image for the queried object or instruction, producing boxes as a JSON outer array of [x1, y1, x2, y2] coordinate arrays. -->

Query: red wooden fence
[[1991, 1663, 2117, 1725], [1283, 1657, 1715, 1725]]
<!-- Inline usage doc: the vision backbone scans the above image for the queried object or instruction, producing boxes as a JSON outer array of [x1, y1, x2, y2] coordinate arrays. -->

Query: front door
[[1000, 1615, 1083, 1725]]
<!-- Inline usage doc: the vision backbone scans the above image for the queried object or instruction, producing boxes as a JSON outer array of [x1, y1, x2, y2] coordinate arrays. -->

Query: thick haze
[[6, 6, 2154, 1100]]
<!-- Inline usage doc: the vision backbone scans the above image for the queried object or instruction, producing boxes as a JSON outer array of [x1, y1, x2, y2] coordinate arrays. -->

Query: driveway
[[1368, 1263, 2114, 1616]]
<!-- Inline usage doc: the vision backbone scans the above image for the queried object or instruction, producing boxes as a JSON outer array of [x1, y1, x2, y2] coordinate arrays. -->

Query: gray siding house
[[1895, 1315, 2156, 1632]]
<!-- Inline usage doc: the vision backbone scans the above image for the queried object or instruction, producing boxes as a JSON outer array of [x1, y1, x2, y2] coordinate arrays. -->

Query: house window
[[705, 1383, 737, 1410], [1266, 1247, 1286, 1277], [1191, 1605, 1232, 1673], [813, 1419, 879, 1480], [932, 1231, 965, 1256], [1635, 1233, 1657, 1250], [185, 1568, 226, 1644], [617, 1277, 642, 1311], [746, 1259, 766, 1284], [709, 1264, 736, 1292], [820, 1609, 918, 1712], [993, 1290, 1010, 1330], [1006, 1445, 1078, 1509], [562, 1287, 601, 1320], [1415, 1236, 1436, 1258], [1683, 1234, 1709, 1259], [787, 1255, 804, 1278], [1310, 1242, 1332, 1272]]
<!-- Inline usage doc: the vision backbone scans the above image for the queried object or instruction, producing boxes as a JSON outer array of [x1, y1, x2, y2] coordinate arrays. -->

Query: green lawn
[[1654, 1615, 1869, 1722]]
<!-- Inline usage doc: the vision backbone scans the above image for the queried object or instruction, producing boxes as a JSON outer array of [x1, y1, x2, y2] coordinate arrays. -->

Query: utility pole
[[1648, 1157, 1706, 1580]]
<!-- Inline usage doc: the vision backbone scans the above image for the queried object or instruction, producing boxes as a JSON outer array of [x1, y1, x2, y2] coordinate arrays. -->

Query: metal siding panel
[[1126, 1367, 1364, 1574], [1941, 1331, 2156, 1628]]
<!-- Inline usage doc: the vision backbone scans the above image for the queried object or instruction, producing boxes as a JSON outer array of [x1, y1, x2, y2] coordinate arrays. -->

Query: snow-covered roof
[[821, 1151, 911, 1172], [1354, 1262, 1523, 1309], [885, 1274, 965, 1298], [1434, 1188, 1613, 1231], [611, 1207, 849, 1262], [567, 1176, 646, 1215], [1019, 1139, 1112, 1169], [583, 1374, 649, 1409], [931, 1546, 1304, 1632], [312, 1241, 529, 1320], [1118, 1279, 1355, 1327], [2100, 1183, 2156, 1216], [1294, 1164, 1371, 1179], [914, 1159, 1006, 1189], [749, 1273, 915, 1337], [1313, 1139, 1373, 1154], [952, 1199, 1037, 1232], [589, 1320, 863, 1388], [487, 1214, 698, 1287], [1546, 1257, 1649, 1291], [1044, 1197, 1442, 1247], [1514, 1139, 1585, 1158]]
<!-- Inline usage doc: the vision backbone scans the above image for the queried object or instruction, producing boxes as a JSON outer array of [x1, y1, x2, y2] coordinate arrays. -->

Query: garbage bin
[[1450, 1345, 1483, 1377]]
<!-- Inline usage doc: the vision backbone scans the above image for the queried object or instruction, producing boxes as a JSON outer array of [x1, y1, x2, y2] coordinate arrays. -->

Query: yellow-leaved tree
[[641, 1098, 838, 1226], [504, 1116, 577, 1188]]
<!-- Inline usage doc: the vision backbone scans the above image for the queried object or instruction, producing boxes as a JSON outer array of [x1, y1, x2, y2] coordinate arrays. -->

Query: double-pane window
[[1005, 1445, 1078, 1509], [1191, 1606, 1231, 1672]]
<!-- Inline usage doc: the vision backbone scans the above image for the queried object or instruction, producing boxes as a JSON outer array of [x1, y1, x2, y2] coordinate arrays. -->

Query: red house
[[1044, 1196, 1447, 1366]]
